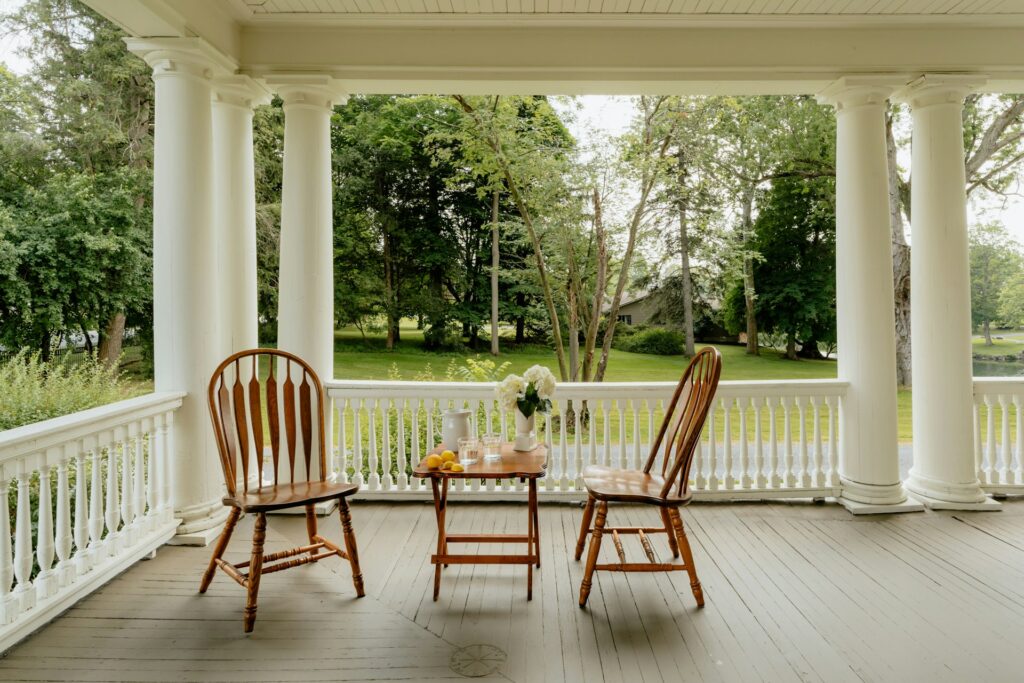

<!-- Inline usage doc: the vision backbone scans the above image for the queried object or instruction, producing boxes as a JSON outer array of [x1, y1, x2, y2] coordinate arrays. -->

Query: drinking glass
[[458, 436, 479, 466], [482, 433, 502, 461]]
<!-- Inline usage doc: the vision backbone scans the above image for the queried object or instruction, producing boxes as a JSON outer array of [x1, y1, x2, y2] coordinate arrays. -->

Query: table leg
[[527, 479, 536, 601], [532, 482, 540, 569], [431, 477, 448, 601]]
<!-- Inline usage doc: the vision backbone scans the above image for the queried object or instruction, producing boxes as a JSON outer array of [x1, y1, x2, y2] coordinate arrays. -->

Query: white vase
[[514, 409, 537, 451]]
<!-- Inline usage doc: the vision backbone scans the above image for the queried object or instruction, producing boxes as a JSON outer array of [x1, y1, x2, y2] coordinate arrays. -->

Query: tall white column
[[897, 75, 994, 509], [212, 77, 270, 354], [818, 78, 917, 513], [126, 39, 233, 541], [266, 76, 346, 382]]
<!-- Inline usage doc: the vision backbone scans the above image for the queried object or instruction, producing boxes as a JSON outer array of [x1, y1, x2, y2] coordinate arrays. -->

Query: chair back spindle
[[208, 349, 329, 496], [643, 347, 722, 500]]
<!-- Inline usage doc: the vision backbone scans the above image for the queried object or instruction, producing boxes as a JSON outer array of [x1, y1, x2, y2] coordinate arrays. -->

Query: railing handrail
[[973, 377, 1024, 393], [0, 392, 186, 464], [325, 378, 850, 400]]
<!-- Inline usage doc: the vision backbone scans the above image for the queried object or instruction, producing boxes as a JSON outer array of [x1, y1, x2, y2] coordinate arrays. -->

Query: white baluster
[[411, 399, 422, 492], [160, 411, 174, 522], [89, 435, 105, 556], [694, 432, 707, 490], [768, 397, 780, 488], [35, 463, 57, 600], [722, 397, 734, 490], [353, 398, 365, 487], [56, 445, 75, 586], [828, 396, 839, 488], [337, 399, 349, 484], [105, 429, 123, 553], [133, 420, 145, 531], [811, 397, 824, 488], [984, 395, 996, 485], [120, 424, 134, 547], [13, 470, 35, 612], [74, 442, 91, 574], [783, 396, 795, 487], [574, 399, 584, 489], [588, 399, 597, 471], [755, 396, 766, 489], [973, 399, 984, 483], [632, 399, 642, 471], [797, 396, 810, 488], [0, 478, 16, 624], [367, 398, 380, 490], [1015, 395, 1023, 486], [381, 397, 393, 491], [144, 418, 157, 531], [616, 399, 627, 470], [602, 400, 612, 467], [708, 408, 719, 491], [397, 398, 409, 490], [999, 395, 1011, 485], [559, 399, 569, 491], [739, 397, 751, 489], [646, 399, 655, 456]]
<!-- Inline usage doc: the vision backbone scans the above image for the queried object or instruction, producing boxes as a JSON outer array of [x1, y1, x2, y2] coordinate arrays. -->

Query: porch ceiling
[[84, 0, 1024, 94]]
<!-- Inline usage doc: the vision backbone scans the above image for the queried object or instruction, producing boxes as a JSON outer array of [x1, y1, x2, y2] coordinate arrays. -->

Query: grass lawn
[[972, 329, 1024, 356]]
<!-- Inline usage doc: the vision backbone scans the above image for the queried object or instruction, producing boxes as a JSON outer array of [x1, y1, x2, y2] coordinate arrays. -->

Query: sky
[[1, 4, 1022, 245]]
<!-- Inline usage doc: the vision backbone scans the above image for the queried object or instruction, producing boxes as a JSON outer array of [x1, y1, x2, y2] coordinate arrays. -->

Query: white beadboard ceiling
[[236, 0, 1024, 16]]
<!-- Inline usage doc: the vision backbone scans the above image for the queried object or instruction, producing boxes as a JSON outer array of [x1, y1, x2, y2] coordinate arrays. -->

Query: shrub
[[0, 351, 132, 430], [618, 328, 685, 356]]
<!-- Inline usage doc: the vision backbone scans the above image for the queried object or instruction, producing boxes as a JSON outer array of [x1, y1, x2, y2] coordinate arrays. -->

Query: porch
[[3, 499, 1024, 682]]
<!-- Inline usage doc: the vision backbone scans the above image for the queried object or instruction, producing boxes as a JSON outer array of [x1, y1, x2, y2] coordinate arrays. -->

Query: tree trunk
[[676, 150, 696, 356], [797, 336, 825, 360], [785, 333, 798, 360], [97, 312, 125, 364], [983, 320, 993, 346], [740, 186, 759, 355], [81, 323, 94, 356], [886, 107, 913, 386], [515, 313, 525, 344], [568, 285, 580, 381], [383, 228, 396, 350], [490, 190, 500, 356], [582, 189, 608, 382]]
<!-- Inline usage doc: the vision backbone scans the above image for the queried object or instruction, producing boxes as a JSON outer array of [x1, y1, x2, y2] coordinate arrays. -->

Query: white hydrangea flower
[[523, 365, 557, 400], [495, 374, 525, 412]]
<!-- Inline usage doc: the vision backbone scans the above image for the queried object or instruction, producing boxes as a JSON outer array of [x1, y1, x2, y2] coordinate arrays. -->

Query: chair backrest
[[208, 349, 328, 497], [643, 346, 722, 500]]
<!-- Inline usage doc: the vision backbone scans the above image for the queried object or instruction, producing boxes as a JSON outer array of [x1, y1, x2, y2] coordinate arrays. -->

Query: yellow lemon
[[450, 463, 465, 473], [425, 454, 443, 469], [441, 450, 456, 462], [441, 460, 454, 470]]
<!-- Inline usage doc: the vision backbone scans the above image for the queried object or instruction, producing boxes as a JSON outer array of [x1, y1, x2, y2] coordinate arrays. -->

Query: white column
[[212, 77, 270, 353], [266, 76, 346, 382], [126, 39, 233, 540], [897, 75, 993, 509], [818, 78, 916, 513]]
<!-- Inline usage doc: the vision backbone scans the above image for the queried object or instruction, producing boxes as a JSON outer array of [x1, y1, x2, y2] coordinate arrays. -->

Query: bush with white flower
[[496, 365, 556, 417]]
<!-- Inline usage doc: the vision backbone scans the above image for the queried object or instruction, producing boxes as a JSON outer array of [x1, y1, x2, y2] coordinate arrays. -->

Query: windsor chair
[[575, 346, 721, 609], [203, 349, 364, 633]]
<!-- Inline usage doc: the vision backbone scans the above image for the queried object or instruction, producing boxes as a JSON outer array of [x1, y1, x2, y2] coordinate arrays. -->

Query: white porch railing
[[973, 378, 1024, 493], [326, 379, 847, 501], [0, 392, 183, 652]]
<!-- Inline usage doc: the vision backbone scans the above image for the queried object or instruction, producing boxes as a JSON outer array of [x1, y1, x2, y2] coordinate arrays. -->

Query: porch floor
[[2, 499, 1023, 682]]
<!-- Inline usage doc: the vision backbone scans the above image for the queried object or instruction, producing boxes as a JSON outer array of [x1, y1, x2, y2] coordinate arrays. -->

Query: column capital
[[212, 75, 272, 110], [816, 76, 908, 110], [264, 74, 348, 111], [124, 37, 235, 82], [893, 74, 988, 110]]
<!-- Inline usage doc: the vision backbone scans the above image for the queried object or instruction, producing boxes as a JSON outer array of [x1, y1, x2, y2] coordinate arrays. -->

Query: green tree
[[970, 222, 1022, 345]]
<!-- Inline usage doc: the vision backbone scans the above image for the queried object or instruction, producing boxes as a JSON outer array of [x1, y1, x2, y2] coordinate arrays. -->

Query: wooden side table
[[412, 443, 547, 601]]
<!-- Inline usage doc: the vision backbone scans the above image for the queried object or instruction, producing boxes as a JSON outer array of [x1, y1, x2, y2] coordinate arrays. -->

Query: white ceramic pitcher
[[440, 408, 473, 449]]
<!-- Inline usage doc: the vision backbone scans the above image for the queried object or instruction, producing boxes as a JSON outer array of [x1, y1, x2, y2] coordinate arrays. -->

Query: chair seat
[[581, 465, 692, 507], [224, 481, 360, 512]]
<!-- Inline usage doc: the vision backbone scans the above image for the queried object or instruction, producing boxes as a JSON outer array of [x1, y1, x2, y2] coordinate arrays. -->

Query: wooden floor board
[[3, 500, 1024, 682]]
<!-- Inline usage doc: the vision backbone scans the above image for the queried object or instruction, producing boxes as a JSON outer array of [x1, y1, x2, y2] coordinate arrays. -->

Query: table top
[[412, 443, 548, 479]]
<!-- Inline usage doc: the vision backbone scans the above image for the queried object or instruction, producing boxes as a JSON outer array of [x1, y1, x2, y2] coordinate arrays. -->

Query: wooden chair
[[202, 349, 364, 633], [575, 346, 721, 609]]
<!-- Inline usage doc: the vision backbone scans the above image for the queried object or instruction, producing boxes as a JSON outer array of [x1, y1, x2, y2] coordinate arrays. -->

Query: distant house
[[606, 292, 660, 326]]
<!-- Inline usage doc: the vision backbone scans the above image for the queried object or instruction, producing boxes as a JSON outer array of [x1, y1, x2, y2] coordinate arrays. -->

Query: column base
[[905, 468, 995, 509], [839, 497, 925, 515], [171, 499, 230, 546], [167, 524, 226, 547]]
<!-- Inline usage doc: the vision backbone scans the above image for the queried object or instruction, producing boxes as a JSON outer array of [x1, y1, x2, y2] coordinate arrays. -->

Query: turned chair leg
[[338, 498, 365, 597], [199, 507, 240, 593], [305, 504, 318, 557], [575, 496, 596, 561], [579, 500, 608, 608], [669, 508, 704, 608], [244, 512, 267, 633], [661, 508, 680, 559]]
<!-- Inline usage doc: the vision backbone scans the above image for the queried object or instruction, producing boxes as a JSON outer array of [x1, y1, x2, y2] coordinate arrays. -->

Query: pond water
[[972, 359, 1024, 377]]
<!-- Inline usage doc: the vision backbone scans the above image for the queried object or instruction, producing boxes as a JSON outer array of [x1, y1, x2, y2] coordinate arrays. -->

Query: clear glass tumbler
[[482, 433, 502, 461], [457, 436, 479, 466]]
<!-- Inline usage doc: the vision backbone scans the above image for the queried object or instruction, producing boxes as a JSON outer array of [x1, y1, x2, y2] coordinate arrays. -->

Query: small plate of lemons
[[424, 450, 465, 473]]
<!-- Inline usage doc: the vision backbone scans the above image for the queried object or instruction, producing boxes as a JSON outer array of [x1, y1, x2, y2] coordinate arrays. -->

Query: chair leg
[[579, 501, 607, 608], [338, 498, 365, 597], [669, 508, 704, 608], [199, 507, 240, 593], [305, 504, 318, 557], [660, 508, 680, 559], [575, 495, 596, 561], [243, 513, 267, 633]]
